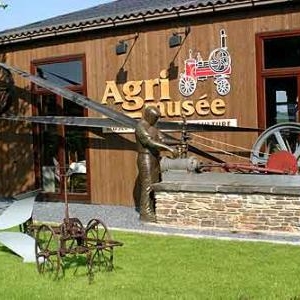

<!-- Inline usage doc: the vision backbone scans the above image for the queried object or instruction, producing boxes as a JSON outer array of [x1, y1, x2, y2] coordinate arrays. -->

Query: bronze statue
[[135, 106, 178, 222]]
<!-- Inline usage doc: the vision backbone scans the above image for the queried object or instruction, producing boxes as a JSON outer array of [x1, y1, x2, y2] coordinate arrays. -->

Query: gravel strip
[[1, 200, 300, 245]]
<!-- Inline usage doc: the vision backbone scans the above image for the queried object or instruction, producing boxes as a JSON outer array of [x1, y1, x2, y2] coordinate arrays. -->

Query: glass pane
[[264, 36, 300, 69], [265, 77, 298, 127], [36, 60, 83, 87], [39, 95, 61, 193], [64, 99, 87, 194]]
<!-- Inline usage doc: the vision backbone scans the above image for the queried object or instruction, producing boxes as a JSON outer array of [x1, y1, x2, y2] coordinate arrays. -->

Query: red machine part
[[266, 150, 298, 175]]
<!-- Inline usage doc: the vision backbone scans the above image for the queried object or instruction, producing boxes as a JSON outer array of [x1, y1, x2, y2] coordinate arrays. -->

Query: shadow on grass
[[0, 245, 21, 259]]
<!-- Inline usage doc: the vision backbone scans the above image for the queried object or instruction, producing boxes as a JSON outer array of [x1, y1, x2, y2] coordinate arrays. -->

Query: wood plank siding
[[0, 5, 300, 205]]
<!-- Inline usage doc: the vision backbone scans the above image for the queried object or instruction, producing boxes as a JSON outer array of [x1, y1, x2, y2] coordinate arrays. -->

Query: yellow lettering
[[181, 100, 195, 116], [195, 100, 210, 116], [101, 81, 123, 104], [166, 100, 181, 117], [156, 102, 167, 117], [211, 98, 226, 115], [144, 79, 159, 101], [159, 69, 171, 100], [122, 81, 144, 118]]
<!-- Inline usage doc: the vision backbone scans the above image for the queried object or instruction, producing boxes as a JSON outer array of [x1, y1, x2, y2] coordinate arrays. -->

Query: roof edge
[[0, 0, 294, 46]]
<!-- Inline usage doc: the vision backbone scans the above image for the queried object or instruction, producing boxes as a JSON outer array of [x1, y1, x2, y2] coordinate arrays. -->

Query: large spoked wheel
[[179, 75, 196, 97], [209, 48, 231, 73], [215, 78, 230, 96], [85, 218, 114, 272], [35, 224, 62, 278], [250, 122, 300, 171]]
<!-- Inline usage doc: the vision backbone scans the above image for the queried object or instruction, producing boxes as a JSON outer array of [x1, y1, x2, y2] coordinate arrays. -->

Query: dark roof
[[0, 0, 294, 44]]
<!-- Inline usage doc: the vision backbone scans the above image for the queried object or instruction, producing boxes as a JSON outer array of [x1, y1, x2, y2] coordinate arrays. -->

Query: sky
[[0, 0, 112, 31]]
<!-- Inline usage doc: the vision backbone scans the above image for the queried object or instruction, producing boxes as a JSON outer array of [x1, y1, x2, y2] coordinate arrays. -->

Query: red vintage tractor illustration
[[179, 29, 231, 97]]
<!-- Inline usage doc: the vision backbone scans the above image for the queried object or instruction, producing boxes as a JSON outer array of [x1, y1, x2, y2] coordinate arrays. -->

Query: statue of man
[[135, 106, 178, 222]]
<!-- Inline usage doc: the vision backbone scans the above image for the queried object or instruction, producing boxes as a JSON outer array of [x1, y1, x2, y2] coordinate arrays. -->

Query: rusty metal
[[265, 150, 298, 175], [250, 122, 300, 169], [160, 156, 296, 175], [34, 173, 123, 280], [196, 162, 296, 175]]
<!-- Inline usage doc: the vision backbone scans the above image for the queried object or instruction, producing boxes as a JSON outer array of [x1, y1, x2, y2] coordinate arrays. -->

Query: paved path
[[1, 199, 300, 245]]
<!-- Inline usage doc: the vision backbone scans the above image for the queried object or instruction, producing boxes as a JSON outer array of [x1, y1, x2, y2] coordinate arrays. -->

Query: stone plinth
[[153, 172, 300, 234]]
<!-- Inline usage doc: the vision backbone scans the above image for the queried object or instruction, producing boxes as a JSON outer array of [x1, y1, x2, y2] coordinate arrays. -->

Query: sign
[[102, 119, 237, 134], [186, 118, 237, 126], [102, 127, 135, 133], [100, 30, 232, 120], [179, 29, 232, 97], [101, 71, 227, 119]]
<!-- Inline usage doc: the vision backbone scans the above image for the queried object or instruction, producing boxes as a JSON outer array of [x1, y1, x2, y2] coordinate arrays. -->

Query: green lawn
[[0, 231, 300, 299]]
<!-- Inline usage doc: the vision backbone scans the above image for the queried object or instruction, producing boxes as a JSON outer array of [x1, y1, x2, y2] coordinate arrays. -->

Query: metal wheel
[[215, 78, 230, 96], [250, 122, 300, 169], [35, 224, 62, 277], [85, 218, 114, 272], [179, 75, 196, 97], [209, 48, 231, 73], [59, 218, 86, 254]]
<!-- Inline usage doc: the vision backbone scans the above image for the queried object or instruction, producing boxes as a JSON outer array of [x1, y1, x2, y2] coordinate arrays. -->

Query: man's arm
[[136, 125, 178, 157]]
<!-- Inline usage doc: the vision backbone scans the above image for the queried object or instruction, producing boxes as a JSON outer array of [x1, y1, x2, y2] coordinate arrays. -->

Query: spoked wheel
[[215, 78, 230, 96], [35, 224, 62, 278], [179, 75, 196, 97], [209, 48, 231, 73], [250, 122, 300, 173], [85, 218, 116, 273]]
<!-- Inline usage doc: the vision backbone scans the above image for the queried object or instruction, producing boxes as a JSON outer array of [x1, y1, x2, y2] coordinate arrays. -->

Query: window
[[264, 35, 300, 69], [256, 31, 300, 128], [36, 60, 83, 88], [32, 55, 89, 200], [265, 77, 298, 126]]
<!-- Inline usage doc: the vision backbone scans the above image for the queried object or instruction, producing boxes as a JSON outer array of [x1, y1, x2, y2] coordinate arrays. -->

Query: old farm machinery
[[161, 118, 300, 175], [35, 174, 123, 280], [249, 122, 300, 174]]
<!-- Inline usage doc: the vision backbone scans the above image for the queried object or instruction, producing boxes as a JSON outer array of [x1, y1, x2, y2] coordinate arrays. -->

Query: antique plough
[[34, 175, 123, 280]]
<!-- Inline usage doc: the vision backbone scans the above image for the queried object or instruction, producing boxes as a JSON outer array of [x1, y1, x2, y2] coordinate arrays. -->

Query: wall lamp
[[116, 40, 128, 55], [169, 34, 182, 48], [169, 26, 191, 48], [115, 32, 139, 55]]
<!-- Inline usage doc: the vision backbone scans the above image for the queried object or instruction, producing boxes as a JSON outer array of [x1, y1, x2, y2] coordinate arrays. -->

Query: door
[[32, 55, 89, 201]]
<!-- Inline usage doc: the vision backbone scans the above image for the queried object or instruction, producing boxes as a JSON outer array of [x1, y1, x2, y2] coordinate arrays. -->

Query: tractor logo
[[179, 29, 231, 97]]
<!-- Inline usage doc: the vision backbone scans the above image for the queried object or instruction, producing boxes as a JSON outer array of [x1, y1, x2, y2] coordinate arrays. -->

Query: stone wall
[[155, 192, 300, 233], [153, 172, 300, 234]]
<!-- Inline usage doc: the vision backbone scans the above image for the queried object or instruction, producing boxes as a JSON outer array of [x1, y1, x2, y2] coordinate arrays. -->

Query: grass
[[0, 230, 300, 299]]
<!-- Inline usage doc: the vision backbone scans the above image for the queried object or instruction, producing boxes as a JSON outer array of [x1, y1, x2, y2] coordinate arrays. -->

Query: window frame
[[256, 30, 300, 129], [31, 54, 90, 202]]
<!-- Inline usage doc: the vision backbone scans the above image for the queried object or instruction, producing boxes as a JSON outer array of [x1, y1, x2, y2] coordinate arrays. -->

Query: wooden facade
[[0, 2, 300, 206]]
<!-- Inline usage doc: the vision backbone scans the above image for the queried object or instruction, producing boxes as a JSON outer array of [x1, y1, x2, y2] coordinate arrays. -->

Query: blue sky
[[0, 0, 112, 31]]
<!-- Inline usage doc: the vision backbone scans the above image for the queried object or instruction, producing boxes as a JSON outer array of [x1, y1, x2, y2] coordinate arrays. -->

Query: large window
[[32, 55, 89, 200], [257, 31, 300, 128], [36, 60, 83, 88]]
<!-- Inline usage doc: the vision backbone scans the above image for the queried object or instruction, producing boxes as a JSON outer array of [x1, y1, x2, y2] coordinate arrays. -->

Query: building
[[0, 0, 299, 207]]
